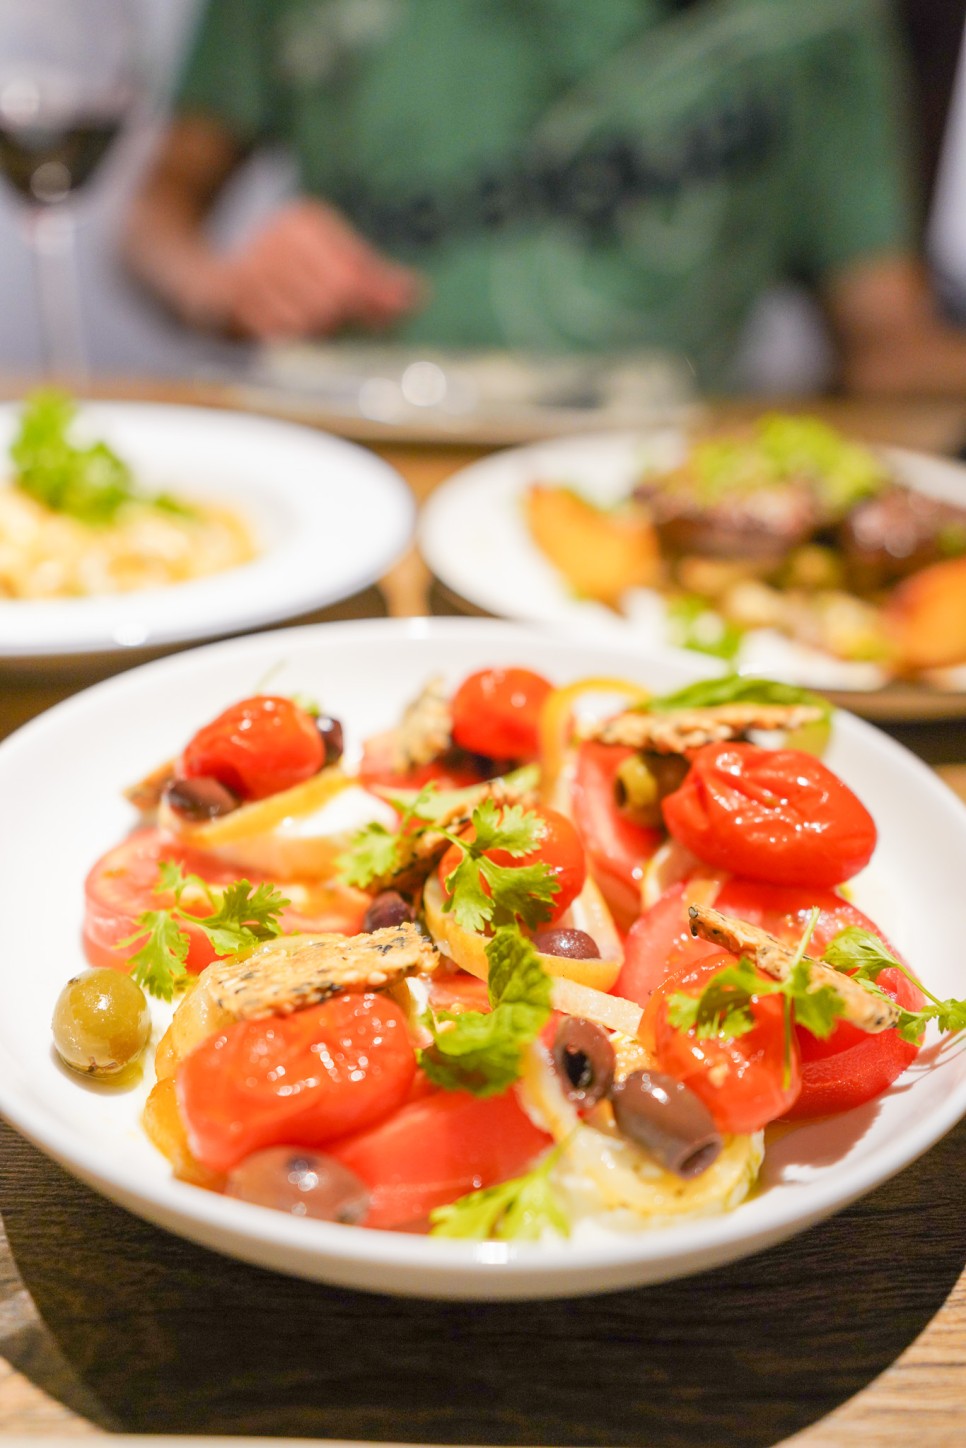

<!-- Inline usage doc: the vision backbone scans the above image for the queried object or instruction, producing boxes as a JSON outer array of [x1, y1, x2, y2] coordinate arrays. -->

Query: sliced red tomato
[[624, 878, 923, 1118], [643, 952, 802, 1133], [328, 1086, 552, 1230], [82, 828, 369, 973], [181, 695, 324, 802], [450, 667, 552, 761], [177, 993, 416, 1173], [570, 740, 663, 927], [358, 730, 488, 793], [662, 743, 877, 889], [437, 804, 586, 925]]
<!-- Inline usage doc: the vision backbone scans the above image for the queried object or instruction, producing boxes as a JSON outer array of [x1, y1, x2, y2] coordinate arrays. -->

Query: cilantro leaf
[[822, 926, 966, 1045], [121, 910, 190, 1002], [419, 926, 552, 1096], [430, 1144, 569, 1241], [440, 801, 558, 932], [115, 862, 288, 1001], [336, 783, 442, 888], [666, 910, 842, 1086]]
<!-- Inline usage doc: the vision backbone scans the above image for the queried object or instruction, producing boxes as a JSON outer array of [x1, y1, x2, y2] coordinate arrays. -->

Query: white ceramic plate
[[418, 430, 966, 712], [0, 401, 414, 667], [1, 618, 965, 1301]]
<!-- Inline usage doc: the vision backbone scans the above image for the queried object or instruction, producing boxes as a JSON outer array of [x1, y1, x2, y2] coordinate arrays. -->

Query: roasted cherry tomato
[[662, 743, 877, 889], [570, 740, 663, 927], [358, 731, 489, 793], [621, 878, 923, 1119], [643, 952, 802, 1133], [177, 992, 416, 1173], [450, 667, 553, 761], [329, 1086, 552, 1230], [181, 695, 325, 802], [437, 804, 586, 924], [83, 828, 369, 972]]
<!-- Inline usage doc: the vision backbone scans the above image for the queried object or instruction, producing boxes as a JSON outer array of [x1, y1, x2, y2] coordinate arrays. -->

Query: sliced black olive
[[551, 1017, 615, 1109], [316, 715, 344, 766], [610, 1070, 722, 1179], [164, 774, 240, 821], [532, 927, 600, 960], [225, 1148, 370, 1223], [363, 890, 415, 932]]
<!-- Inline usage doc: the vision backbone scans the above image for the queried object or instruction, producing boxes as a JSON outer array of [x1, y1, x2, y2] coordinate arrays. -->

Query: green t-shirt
[[177, 0, 913, 387]]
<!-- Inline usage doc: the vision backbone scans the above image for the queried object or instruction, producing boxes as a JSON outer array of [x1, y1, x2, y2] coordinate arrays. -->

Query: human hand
[[205, 199, 424, 340]]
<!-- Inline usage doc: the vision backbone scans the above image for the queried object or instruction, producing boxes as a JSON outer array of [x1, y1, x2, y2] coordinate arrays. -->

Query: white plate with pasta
[[0, 398, 414, 668]]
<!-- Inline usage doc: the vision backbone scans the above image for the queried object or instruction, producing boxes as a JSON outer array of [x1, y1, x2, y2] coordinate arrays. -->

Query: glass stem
[[27, 205, 88, 381]]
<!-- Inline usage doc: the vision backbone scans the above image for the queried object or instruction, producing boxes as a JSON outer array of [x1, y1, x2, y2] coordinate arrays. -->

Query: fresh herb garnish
[[338, 783, 557, 932], [665, 594, 745, 663], [822, 927, 966, 1045], [647, 673, 831, 717], [440, 798, 558, 933], [10, 390, 192, 526], [116, 861, 289, 1001], [336, 782, 442, 888], [419, 926, 553, 1096], [666, 910, 842, 1086], [430, 1141, 570, 1241]]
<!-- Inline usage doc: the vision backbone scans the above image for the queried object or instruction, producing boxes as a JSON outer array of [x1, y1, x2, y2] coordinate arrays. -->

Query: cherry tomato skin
[[82, 828, 368, 973], [437, 805, 587, 924], [450, 667, 553, 761], [614, 882, 722, 1006], [177, 993, 417, 1174], [644, 953, 802, 1134], [358, 731, 488, 793], [661, 743, 877, 889], [328, 1087, 552, 1230], [571, 741, 663, 928], [181, 695, 325, 802], [624, 877, 923, 1119]]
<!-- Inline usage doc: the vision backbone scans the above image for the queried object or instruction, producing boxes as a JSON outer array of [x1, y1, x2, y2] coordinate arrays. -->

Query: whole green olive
[[52, 968, 151, 1078]]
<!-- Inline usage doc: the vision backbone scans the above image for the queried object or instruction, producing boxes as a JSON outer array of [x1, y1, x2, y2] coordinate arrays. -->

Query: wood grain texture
[[2, 390, 966, 1444]]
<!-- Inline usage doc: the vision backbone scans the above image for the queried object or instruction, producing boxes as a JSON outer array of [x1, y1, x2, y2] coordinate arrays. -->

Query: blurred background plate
[[0, 400, 414, 670], [418, 429, 966, 720], [240, 343, 700, 446]]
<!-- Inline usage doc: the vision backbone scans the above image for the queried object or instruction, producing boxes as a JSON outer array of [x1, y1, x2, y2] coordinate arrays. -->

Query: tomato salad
[[52, 669, 966, 1242]]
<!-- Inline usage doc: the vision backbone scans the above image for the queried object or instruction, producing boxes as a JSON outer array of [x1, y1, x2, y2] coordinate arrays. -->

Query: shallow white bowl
[[0, 401, 414, 666], [1, 618, 965, 1300]]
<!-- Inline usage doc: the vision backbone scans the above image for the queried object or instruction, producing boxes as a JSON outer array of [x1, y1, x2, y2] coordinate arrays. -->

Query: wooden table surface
[[2, 386, 966, 1447]]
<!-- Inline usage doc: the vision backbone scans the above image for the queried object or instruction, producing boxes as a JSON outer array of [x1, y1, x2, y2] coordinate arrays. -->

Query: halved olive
[[551, 1017, 615, 1109], [532, 927, 600, 960], [225, 1148, 370, 1223], [610, 1069, 722, 1179]]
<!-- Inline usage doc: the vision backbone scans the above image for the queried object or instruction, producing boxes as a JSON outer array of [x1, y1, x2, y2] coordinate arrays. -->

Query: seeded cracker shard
[[581, 702, 825, 754], [391, 675, 453, 772], [687, 903, 899, 1033], [202, 923, 439, 1021]]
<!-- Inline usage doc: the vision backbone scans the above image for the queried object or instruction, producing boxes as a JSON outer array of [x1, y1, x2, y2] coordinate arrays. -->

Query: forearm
[[120, 116, 244, 329], [826, 254, 966, 399]]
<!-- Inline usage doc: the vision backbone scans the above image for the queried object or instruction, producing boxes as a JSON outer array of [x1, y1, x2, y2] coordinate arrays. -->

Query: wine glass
[[0, 0, 142, 378]]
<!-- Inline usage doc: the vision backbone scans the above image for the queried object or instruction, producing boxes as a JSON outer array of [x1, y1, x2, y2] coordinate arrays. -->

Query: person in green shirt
[[123, 0, 966, 394]]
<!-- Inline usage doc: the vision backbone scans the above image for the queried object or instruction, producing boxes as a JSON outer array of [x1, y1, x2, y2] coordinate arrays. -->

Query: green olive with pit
[[52, 968, 151, 1077]]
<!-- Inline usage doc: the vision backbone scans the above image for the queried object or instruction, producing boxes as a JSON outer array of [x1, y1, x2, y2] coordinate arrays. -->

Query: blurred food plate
[[0, 401, 414, 671], [418, 429, 966, 719], [240, 344, 698, 445]]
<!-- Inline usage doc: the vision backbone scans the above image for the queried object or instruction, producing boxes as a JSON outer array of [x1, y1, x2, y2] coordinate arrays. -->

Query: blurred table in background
[[2, 381, 966, 1448]]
